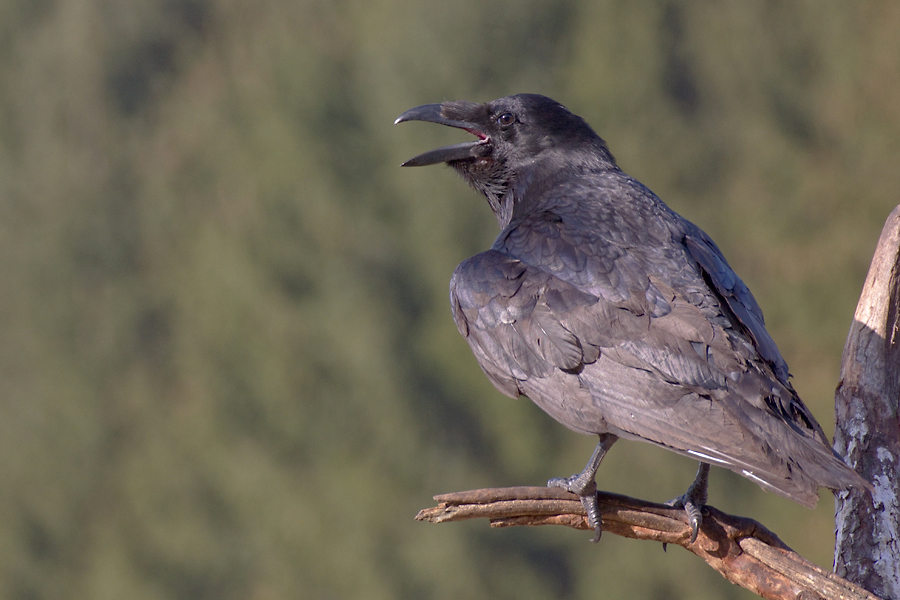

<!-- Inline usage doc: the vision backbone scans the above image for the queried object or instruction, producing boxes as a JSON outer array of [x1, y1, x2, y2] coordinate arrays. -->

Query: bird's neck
[[497, 156, 615, 228], [471, 143, 618, 231]]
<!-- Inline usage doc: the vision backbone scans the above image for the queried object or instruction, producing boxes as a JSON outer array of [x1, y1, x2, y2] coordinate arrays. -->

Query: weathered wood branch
[[416, 486, 880, 600], [834, 204, 900, 600]]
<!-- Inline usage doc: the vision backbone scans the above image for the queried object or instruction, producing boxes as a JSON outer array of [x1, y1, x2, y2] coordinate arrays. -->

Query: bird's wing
[[683, 229, 790, 382], [678, 229, 835, 444], [485, 208, 753, 393], [449, 239, 738, 404], [449, 248, 650, 398]]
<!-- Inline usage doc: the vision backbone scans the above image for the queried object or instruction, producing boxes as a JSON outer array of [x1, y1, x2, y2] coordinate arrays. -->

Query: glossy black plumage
[[396, 94, 868, 521]]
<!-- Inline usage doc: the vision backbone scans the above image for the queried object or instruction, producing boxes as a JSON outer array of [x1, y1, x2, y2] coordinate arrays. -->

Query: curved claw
[[684, 500, 703, 544], [666, 494, 704, 543]]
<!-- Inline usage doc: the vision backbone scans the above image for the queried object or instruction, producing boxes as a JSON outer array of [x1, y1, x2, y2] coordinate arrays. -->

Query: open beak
[[394, 103, 491, 167]]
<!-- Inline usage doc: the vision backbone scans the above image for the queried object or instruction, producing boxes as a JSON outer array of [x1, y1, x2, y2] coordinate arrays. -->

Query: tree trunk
[[834, 204, 900, 600]]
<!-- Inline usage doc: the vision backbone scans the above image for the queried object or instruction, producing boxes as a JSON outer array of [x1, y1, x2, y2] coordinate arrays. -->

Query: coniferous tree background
[[0, 1, 898, 598]]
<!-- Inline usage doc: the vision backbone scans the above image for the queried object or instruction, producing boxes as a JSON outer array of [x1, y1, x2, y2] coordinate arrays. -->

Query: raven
[[395, 94, 869, 542]]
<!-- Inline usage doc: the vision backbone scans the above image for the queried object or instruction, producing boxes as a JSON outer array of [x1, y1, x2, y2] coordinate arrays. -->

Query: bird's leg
[[667, 462, 709, 544], [548, 433, 618, 542]]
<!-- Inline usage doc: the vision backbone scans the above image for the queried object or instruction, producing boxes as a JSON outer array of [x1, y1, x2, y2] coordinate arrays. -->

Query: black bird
[[395, 94, 869, 542]]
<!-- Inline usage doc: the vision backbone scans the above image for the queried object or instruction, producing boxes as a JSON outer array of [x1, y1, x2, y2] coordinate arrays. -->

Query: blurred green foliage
[[0, 0, 897, 598]]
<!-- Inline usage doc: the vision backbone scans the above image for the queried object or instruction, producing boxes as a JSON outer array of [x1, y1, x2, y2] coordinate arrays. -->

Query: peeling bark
[[834, 204, 900, 600]]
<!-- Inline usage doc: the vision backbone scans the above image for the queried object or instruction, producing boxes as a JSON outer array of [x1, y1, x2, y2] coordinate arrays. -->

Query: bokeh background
[[1, 1, 898, 598]]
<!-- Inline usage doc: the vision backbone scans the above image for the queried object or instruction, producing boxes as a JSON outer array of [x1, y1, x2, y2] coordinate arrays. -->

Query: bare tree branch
[[417, 486, 880, 600]]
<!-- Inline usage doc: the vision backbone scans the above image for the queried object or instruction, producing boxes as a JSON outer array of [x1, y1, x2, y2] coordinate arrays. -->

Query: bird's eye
[[496, 112, 515, 127]]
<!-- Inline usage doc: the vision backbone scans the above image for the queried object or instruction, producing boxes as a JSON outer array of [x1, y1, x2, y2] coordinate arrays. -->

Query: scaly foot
[[666, 462, 710, 544], [547, 434, 617, 543], [549, 472, 602, 542]]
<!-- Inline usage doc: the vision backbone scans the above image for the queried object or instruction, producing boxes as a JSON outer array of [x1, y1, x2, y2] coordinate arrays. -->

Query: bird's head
[[395, 94, 616, 225]]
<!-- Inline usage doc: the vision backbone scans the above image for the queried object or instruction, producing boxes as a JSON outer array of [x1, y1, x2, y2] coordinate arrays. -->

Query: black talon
[[584, 487, 602, 543], [683, 499, 704, 543]]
